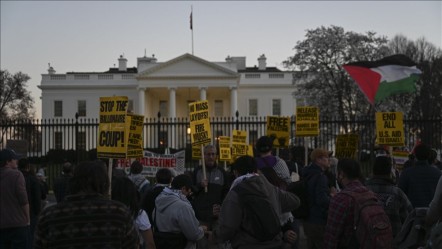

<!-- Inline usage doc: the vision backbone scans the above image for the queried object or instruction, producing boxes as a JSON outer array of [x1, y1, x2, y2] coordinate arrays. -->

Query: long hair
[[69, 160, 110, 195], [111, 176, 140, 219]]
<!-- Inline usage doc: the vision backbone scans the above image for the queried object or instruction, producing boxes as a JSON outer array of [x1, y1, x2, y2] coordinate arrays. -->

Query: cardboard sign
[[392, 150, 410, 165], [218, 136, 231, 161], [376, 112, 405, 146], [266, 116, 290, 148], [97, 96, 129, 158], [335, 134, 359, 160], [296, 106, 319, 137], [232, 130, 247, 144], [126, 114, 144, 158], [232, 130, 248, 158], [117, 150, 185, 177], [192, 145, 202, 159], [189, 100, 212, 146]]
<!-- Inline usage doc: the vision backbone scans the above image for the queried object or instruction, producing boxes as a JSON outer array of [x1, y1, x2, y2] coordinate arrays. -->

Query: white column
[[138, 87, 146, 116], [169, 87, 176, 118], [199, 86, 207, 100], [230, 86, 238, 117]]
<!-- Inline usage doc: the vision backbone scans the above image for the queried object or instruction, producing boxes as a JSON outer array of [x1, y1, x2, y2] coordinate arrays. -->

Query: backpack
[[232, 182, 281, 241], [394, 207, 428, 248], [152, 204, 187, 249], [341, 190, 394, 249], [287, 174, 320, 219]]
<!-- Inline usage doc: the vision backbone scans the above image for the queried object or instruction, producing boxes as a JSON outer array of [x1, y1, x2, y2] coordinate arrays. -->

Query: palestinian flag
[[343, 54, 422, 104]]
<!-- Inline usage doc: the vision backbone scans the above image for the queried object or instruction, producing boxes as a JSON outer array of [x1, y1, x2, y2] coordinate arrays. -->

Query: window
[[159, 101, 168, 117], [272, 99, 281, 116], [54, 101, 63, 117], [77, 100, 86, 117], [249, 99, 258, 116], [54, 132, 62, 149], [214, 100, 223, 116]]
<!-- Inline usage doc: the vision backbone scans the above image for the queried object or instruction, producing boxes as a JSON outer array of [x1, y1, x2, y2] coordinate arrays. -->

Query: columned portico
[[138, 87, 146, 116], [168, 87, 176, 118], [199, 86, 207, 100], [230, 86, 238, 117]]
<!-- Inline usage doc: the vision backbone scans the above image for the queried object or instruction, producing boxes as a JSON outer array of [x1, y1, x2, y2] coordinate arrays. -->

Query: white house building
[[38, 53, 299, 150], [39, 53, 297, 120]]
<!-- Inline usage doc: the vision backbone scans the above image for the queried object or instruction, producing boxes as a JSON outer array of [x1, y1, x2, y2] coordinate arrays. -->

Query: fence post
[[75, 112, 79, 163], [157, 112, 161, 148], [235, 110, 239, 130]]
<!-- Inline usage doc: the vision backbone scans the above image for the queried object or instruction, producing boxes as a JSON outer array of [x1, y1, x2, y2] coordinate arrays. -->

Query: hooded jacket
[[218, 174, 299, 249], [302, 163, 331, 224], [153, 188, 204, 248]]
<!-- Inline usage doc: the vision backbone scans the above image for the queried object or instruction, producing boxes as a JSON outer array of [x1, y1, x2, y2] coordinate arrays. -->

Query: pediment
[[137, 53, 238, 79]]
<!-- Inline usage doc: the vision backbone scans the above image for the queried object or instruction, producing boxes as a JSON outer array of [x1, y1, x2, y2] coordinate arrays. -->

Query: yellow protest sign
[[232, 130, 248, 158], [232, 144, 248, 156], [97, 96, 129, 158], [247, 144, 254, 157], [335, 134, 359, 160], [266, 116, 290, 148], [218, 136, 231, 161], [126, 114, 144, 158], [189, 100, 212, 146], [192, 145, 202, 160], [376, 112, 405, 146], [296, 106, 319, 137], [232, 130, 247, 144]]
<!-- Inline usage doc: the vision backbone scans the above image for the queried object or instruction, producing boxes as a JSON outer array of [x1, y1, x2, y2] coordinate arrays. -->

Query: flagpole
[[191, 5, 194, 55]]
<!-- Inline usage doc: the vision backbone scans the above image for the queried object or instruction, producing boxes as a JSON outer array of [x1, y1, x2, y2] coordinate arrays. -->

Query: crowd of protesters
[[1, 137, 441, 249]]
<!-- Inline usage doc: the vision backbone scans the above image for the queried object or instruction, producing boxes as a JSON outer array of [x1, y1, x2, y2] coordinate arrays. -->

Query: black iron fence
[[1, 115, 441, 186]]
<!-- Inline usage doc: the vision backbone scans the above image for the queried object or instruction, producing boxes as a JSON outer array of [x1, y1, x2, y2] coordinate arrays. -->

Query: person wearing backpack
[[255, 136, 292, 184], [366, 156, 413, 238], [324, 159, 394, 249], [128, 160, 151, 195], [140, 168, 173, 224], [302, 148, 336, 249], [218, 155, 300, 249]]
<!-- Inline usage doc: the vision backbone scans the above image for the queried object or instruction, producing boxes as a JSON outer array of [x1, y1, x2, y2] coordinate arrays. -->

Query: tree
[[0, 69, 35, 120], [387, 35, 442, 119], [283, 25, 389, 123], [1, 70, 36, 148]]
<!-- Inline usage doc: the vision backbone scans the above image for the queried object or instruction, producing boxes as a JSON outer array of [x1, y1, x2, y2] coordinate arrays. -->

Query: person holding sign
[[255, 136, 292, 184], [191, 144, 230, 248]]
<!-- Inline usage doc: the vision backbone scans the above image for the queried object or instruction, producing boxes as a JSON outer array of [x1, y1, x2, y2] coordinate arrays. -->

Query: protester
[[302, 148, 336, 249], [398, 143, 441, 207], [36, 172, 49, 209], [154, 174, 207, 249], [366, 156, 413, 237], [255, 135, 292, 184], [0, 149, 30, 249], [141, 168, 173, 222], [191, 144, 230, 246], [34, 160, 139, 248], [424, 176, 442, 248], [18, 158, 42, 246], [112, 176, 156, 249], [324, 158, 393, 249], [128, 160, 151, 194], [218, 155, 300, 249], [53, 161, 74, 203], [259, 166, 298, 249]]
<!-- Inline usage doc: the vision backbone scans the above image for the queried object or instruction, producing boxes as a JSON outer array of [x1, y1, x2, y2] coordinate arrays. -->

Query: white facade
[[39, 53, 297, 120]]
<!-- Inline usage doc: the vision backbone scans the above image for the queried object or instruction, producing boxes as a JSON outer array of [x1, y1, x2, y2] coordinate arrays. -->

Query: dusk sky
[[1, 1, 441, 119]]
